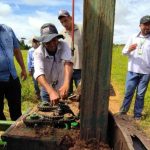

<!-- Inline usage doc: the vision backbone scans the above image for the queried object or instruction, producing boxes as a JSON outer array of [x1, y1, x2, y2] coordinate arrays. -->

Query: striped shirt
[[34, 40, 72, 90]]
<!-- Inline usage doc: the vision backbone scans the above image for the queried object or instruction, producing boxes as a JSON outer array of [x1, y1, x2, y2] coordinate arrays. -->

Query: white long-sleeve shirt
[[122, 33, 150, 74], [34, 40, 72, 90]]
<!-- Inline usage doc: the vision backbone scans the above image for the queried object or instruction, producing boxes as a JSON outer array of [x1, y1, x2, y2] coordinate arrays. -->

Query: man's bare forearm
[[63, 62, 73, 85], [37, 75, 53, 93]]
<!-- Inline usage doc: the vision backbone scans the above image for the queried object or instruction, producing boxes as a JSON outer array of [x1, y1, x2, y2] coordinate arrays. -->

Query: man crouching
[[34, 23, 73, 105]]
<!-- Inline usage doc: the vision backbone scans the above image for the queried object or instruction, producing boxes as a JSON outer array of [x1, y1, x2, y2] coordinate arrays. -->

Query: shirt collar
[[64, 24, 79, 33], [137, 32, 150, 38], [44, 42, 61, 58], [0, 24, 7, 31], [0, 25, 4, 31]]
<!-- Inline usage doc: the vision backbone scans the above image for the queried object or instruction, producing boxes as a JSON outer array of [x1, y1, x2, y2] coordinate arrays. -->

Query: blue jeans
[[40, 87, 49, 102], [31, 68, 40, 94], [120, 71, 150, 117], [69, 69, 81, 95]]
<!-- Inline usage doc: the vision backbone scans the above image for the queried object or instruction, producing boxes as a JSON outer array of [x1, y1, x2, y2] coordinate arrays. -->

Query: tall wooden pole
[[80, 0, 116, 142]]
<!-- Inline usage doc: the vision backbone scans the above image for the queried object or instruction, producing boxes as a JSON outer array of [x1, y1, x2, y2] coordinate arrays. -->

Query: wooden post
[[80, 0, 116, 142]]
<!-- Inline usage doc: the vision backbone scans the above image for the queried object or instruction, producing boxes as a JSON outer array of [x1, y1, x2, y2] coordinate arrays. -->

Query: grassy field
[[3, 47, 150, 137]]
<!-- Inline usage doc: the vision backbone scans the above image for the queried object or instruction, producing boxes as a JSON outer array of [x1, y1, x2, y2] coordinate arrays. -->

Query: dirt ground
[[68, 83, 150, 150], [109, 86, 121, 114]]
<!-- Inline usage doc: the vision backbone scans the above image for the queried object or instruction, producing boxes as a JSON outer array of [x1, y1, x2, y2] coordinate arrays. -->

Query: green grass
[[3, 47, 150, 137], [111, 45, 150, 137]]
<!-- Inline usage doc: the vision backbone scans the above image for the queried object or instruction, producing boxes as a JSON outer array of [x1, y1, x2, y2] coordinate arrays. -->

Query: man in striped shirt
[[34, 23, 73, 104]]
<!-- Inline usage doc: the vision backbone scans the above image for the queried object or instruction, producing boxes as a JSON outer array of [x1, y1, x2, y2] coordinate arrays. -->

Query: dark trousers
[[0, 76, 22, 121]]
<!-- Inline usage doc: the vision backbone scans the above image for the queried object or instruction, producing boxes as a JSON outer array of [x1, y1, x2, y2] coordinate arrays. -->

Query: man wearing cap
[[58, 9, 83, 95], [34, 23, 73, 104], [27, 36, 41, 99], [0, 24, 27, 120], [119, 15, 150, 120]]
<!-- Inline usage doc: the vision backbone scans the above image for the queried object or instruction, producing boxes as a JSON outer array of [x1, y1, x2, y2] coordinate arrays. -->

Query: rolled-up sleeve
[[34, 47, 45, 80], [122, 35, 134, 56], [60, 41, 72, 62]]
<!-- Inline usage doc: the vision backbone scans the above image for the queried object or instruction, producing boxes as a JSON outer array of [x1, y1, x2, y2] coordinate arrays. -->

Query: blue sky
[[0, 0, 150, 44]]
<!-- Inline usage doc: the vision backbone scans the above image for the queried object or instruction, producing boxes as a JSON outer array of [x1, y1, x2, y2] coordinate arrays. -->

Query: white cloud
[[10, 0, 71, 6], [114, 0, 150, 43], [27, 11, 63, 34], [0, 2, 12, 16], [0, 0, 149, 44]]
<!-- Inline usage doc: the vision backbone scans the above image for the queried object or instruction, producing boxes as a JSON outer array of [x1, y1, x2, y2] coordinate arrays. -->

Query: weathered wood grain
[[80, 0, 116, 142]]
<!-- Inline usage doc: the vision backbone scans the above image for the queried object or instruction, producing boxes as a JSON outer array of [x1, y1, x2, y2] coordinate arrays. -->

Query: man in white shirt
[[119, 15, 150, 120], [58, 10, 83, 95], [34, 23, 73, 104]]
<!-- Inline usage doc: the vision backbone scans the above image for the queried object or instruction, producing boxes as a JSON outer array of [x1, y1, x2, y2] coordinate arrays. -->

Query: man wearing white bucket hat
[[27, 36, 41, 99]]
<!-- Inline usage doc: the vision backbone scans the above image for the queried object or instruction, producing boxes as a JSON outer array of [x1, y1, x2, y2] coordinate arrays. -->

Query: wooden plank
[[108, 113, 134, 150], [80, 0, 116, 142]]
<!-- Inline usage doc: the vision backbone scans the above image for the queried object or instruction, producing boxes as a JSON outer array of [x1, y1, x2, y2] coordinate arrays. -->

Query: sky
[[0, 0, 149, 45]]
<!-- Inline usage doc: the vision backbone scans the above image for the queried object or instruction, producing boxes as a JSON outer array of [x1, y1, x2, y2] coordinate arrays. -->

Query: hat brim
[[140, 20, 150, 24], [28, 36, 40, 44], [58, 15, 69, 19], [37, 34, 64, 43]]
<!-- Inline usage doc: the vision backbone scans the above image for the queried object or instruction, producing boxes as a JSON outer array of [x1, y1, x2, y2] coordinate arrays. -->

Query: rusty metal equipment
[[1, 110, 150, 150], [0, 101, 80, 150], [23, 101, 78, 129]]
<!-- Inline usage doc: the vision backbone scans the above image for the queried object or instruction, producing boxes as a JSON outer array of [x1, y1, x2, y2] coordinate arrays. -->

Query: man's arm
[[122, 35, 137, 55], [37, 75, 60, 104], [14, 48, 27, 80], [59, 62, 73, 98]]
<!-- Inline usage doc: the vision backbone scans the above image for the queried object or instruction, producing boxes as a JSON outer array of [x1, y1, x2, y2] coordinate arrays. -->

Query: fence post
[[80, 0, 116, 142]]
